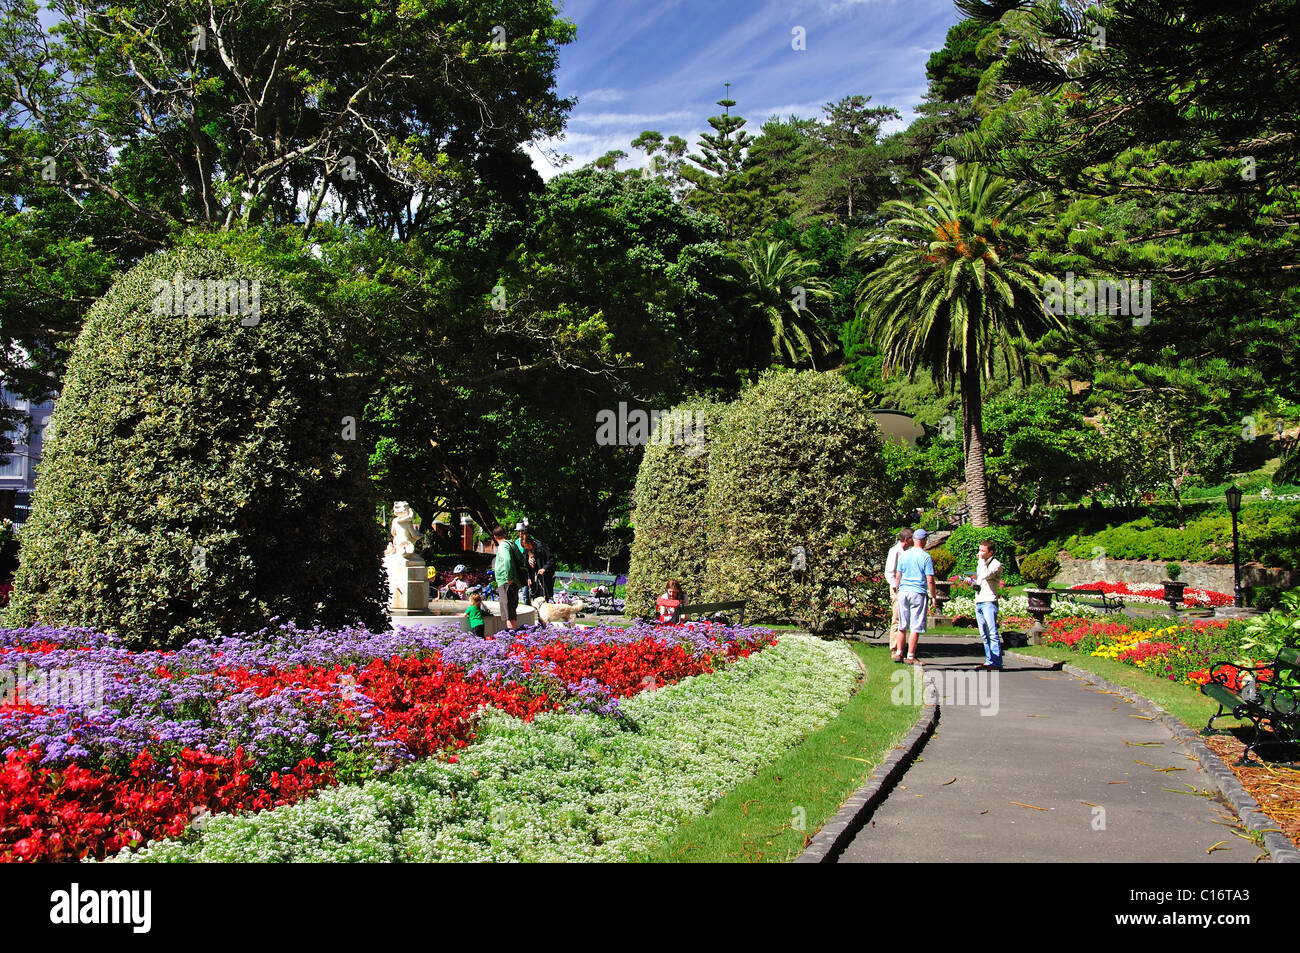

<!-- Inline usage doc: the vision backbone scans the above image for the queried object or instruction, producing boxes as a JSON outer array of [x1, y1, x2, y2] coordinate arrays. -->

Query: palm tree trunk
[[961, 363, 992, 527]]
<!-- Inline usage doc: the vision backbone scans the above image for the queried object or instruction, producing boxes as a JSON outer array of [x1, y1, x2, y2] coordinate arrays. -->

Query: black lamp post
[[1225, 484, 1243, 608]]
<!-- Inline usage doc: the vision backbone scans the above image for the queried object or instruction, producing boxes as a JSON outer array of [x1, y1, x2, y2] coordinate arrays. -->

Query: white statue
[[385, 501, 422, 559]]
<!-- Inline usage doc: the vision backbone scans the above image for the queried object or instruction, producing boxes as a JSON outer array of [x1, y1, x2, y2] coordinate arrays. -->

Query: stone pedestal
[[384, 553, 430, 616]]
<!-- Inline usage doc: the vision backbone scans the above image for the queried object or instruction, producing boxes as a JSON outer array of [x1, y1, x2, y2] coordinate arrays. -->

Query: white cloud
[[578, 88, 628, 103], [566, 109, 699, 127]]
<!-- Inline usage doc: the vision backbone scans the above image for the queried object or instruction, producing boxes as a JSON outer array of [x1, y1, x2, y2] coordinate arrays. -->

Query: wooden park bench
[[557, 571, 618, 594], [1200, 646, 1300, 764], [557, 571, 620, 614], [671, 600, 748, 627], [1051, 586, 1125, 613]]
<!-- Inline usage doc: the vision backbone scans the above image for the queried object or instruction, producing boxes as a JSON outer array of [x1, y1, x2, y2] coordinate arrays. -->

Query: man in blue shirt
[[891, 527, 936, 663]]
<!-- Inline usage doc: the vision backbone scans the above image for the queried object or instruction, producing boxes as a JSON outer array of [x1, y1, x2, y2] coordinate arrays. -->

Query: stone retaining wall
[[1053, 555, 1293, 592]]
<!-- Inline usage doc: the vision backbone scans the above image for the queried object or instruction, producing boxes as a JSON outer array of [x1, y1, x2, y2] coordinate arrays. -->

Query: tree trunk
[[961, 363, 991, 527], [428, 440, 497, 536]]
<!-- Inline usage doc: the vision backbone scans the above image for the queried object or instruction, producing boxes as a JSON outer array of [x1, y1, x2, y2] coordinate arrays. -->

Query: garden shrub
[[1062, 502, 1300, 567], [1245, 585, 1289, 612], [702, 370, 892, 631], [928, 547, 956, 578], [945, 525, 1019, 575], [1018, 549, 1060, 588], [625, 400, 719, 618], [5, 247, 387, 648]]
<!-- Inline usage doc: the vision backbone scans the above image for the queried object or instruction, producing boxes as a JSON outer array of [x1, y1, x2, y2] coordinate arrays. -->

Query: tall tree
[[728, 237, 837, 371], [953, 0, 1300, 410], [682, 85, 755, 236], [800, 95, 900, 225], [851, 164, 1065, 526], [1, 0, 575, 239]]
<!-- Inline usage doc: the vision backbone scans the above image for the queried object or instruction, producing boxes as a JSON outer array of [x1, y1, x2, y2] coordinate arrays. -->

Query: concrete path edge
[[795, 675, 939, 864], [1005, 650, 1300, 864]]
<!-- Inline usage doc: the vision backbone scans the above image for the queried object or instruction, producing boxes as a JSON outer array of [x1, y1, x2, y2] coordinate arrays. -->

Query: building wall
[[0, 390, 55, 524]]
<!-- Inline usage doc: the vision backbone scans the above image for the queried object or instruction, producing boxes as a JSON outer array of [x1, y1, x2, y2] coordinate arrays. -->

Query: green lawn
[[642, 643, 921, 863], [1011, 644, 1250, 731]]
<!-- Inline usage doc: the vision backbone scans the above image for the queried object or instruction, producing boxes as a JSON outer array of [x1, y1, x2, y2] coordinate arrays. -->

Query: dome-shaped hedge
[[703, 370, 892, 631], [5, 247, 387, 647], [624, 400, 719, 618]]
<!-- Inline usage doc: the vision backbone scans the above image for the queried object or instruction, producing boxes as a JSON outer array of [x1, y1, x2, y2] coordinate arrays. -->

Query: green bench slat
[[1202, 684, 1242, 710]]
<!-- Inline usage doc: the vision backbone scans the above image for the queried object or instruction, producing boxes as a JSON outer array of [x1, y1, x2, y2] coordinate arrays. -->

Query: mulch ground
[[1203, 732, 1300, 852]]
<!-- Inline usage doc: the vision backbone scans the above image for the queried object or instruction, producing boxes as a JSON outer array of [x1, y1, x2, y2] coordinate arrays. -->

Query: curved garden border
[[796, 670, 938, 863]]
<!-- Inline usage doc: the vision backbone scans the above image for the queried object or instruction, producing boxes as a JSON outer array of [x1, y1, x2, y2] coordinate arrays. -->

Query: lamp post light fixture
[[1225, 484, 1244, 609]]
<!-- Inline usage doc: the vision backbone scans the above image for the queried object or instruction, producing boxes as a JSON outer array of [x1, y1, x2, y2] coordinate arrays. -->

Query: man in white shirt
[[884, 528, 913, 661], [962, 540, 1004, 670]]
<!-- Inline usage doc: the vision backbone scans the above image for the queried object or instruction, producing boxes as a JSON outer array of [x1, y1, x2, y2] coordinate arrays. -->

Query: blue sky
[[526, 0, 963, 177]]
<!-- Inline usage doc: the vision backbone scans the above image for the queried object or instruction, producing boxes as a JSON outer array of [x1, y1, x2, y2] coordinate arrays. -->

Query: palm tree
[[853, 164, 1064, 526], [730, 237, 839, 371]]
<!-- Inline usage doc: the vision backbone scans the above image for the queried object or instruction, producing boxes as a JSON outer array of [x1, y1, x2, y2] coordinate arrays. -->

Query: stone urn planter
[[933, 578, 953, 616], [1162, 563, 1187, 617], [1162, 579, 1188, 612], [1024, 588, 1054, 644]]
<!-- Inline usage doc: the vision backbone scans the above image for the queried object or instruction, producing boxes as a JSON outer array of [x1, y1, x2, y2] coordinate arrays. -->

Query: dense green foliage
[[624, 401, 719, 619], [5, 248, 386, 647], [1062, 504, 1300, 568], [1018, 550, 1061, 589], [702, 370, 892, 631], [945, 524, 1019, 576], [928, 547, 956, 578]]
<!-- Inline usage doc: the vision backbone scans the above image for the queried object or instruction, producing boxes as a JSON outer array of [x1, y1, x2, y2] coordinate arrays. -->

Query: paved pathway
[[839, 637, 1260, 863]]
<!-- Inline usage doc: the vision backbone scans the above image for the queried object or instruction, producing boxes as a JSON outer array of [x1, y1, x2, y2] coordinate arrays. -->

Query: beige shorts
[[890, 589, 901, 634]]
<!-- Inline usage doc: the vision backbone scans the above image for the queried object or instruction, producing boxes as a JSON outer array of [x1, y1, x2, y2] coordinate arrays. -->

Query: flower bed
[[114, 635, 860, 863], [942, 592, 1103, 629], [1042, 616, 1256, 685], [0, 620, 774, 862], [1069, 580, 1233, 609]]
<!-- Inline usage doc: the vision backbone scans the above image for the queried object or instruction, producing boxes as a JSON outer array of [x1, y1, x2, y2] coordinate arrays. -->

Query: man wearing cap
[[884, 528, 913, 662], [892, 527, 936, 663]]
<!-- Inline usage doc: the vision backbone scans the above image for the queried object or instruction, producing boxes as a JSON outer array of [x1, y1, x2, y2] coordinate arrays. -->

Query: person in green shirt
[[465, 592, 488, 638], [491, 524, 523, 629]]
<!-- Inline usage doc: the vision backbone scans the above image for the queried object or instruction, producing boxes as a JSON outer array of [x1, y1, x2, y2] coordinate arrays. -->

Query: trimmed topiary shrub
[[5, 247, 387, 648], [1018, 549, 1061, 589], [946, 524, 1019, 576], [625, 401, 719, 618], [702, 370, 892, 632], [928, 547, 956, 578]]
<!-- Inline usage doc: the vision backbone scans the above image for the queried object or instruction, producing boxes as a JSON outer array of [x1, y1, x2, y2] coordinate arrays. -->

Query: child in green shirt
[[466, 591, 488, 638]]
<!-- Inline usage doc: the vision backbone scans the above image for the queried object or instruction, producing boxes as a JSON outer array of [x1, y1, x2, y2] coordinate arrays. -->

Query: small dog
[[532, 596, 583, 625]]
